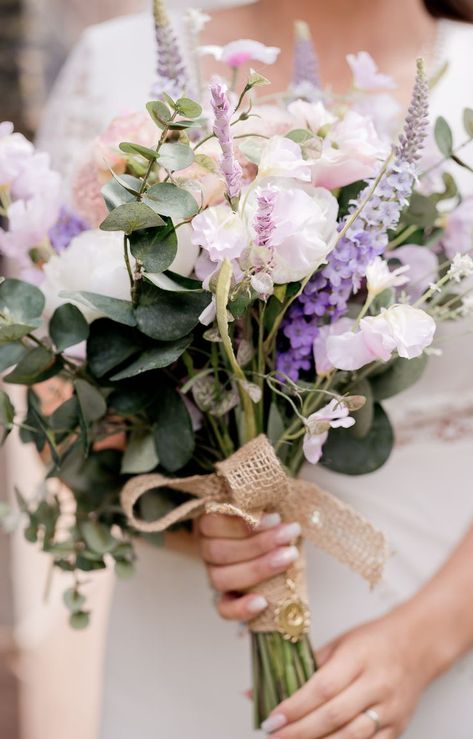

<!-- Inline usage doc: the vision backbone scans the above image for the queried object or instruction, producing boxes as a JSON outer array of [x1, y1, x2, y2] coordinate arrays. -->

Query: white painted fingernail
[[248, 595, 269, 614], [261, 713, 287, 733], [259, 512, 281, 530], [269, 545, 299, 569], [274, 522, 302, 545]]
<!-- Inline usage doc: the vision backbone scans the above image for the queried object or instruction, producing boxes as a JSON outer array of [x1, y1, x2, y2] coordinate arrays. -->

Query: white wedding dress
[[36, 8, 473, 738]]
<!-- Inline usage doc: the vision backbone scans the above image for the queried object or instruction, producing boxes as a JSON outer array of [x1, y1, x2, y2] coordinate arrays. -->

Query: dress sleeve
[[35, 29, 104, 182]]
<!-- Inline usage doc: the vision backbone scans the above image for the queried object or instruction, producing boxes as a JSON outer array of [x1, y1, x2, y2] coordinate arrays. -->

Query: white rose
[[41, 229, 131, 321], [258, 136, 312, 181]]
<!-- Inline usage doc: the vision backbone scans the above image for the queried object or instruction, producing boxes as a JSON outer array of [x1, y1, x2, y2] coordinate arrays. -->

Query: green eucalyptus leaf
[[115, 560, 135, 578], [168, 118, 206, 130], [175, 97, 203, 118], [143, 183, 199, 220], [49, 396, 79, 433], [110, 336, 191, 380], [102, 177, 139, 211], [0, 278, 45, 323], [151, 390, 194, 472], [321, 403, 394, 475], [146, 100, 172, 127], [156, 142, 194, 172], [119, 142, 159, 160], [108, 383, 155, 416], [403, 193, 438, 228], [371, 354, 428, 400], [63, 588, 86, 613], [0, 342, 28, 371], [348, 380, 374, 440], [80, 520, 118, 554], [128, 225, 177, 273], [463, 108, 473, 138], [4, 347, 62, 385], [286, 129, 315, 144], [0, 389, 15, 440], [100, 202, 165, 234], [87, 319, 143, 377], [121, 430, 159, 473], [74, 379, 107, 423], [267, 402, 285, 448], [49, 303, 89, 351], [0, 324, 36, 343], [60, 291, 137, 327], [69, 611, 90, 630], [434, 116, 453, 157], [60, 446, 123, 498], [134, 282, 211, 341]]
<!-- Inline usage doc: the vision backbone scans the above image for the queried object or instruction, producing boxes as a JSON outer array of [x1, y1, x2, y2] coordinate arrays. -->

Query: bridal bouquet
[[1, 1, 473, 727]]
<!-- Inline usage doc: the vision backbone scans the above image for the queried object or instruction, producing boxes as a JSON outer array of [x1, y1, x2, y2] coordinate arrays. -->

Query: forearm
[[393, 522, 473, 682]]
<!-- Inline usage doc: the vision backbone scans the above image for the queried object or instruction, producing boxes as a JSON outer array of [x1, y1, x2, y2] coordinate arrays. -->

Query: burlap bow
[[121, 435, 388, 631]]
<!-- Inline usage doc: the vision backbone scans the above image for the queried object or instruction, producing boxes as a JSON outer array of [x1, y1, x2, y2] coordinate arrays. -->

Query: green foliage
[[119, 142, 160, 160], [87, 319, 143, 377], [60, 292, 137, 327], [347, 380, 373, 440], [321, 403, 394, 475], [403, 193, 438, 228], [150, 390, 195, 472], [0, 279, 45, 342], [100, 202, 165, 234], [371, 354, 428, 400], [121, 430, 159, 473], [143, 183, 199, 220], [156, 142, 194, 171], [102, 175, 140, 211], [285, 129, 315, 144], [0, 390, 15, 441], [146, 100, 172, 128], [74, 380, 107, 424], [49, 303, 89, 351], [434, 116, 453, 157], [4, 346, 63, 385], [175, 97, 203, 119], [0, 343, 28, 372], [80, 520, 119, 555], [463, 108, 473, 138], [129, 224, 177, 273], [69, 611, 90, 630], [134, 282, 211, 341], [110, 337, 191, 380]]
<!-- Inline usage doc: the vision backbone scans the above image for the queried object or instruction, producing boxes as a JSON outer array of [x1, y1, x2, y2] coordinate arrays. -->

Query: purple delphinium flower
[[292, 20, 321, 100], [48, 207, 88, 253], [278, 59, 429, 380], [210, 83, 243, 201], [151, 0, 190, 99]]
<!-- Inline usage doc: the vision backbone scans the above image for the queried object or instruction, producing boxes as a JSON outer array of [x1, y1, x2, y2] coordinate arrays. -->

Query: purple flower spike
[[210, 83, 242, 201], [278, 59, 430, 380], [254, 187, 276, 248], [292, 20, 321, 98], [151, 0, 190, 100]]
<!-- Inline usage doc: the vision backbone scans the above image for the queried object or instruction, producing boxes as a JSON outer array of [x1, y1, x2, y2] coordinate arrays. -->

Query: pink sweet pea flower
[[200, 40, 280, 69], [441, 198, 473, 260], [393, 245, 438, 300], [326, 304, 436, 371], [346, 51, 396, 91], [303, 398, 355, 465], [258, 136, 312, 182], [313, 317, 354, 375]]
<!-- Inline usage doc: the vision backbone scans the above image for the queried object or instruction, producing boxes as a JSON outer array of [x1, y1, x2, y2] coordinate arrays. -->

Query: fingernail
[[247, 595, 269, 614], [274, 522, 302, 545], [261, 713, 287, 733], [269, 546, 299, 569], [259, 512, 281, 530]]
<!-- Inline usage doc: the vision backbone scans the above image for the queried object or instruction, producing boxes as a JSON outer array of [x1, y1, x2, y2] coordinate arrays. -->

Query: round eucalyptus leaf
[[348, 379, 374, 440], [121, 430, 159, 474], [434, 116, 453, 156], [60, 291, 137, 327], [371, 354, 428, 401], [49, 303, 89, 351], [110, 335, 191, 380], [69, 611, 90, 630], [320, 403, 394, 476], [175, 97, 203, 118], [0, 324, 36, 343], [3, 346, 61, 385], [0, 278, 45, 323], [87, 319, 143, 378], [135, 282, 211, 341], [146, 100, 172, 127], [156, 143, 195, 172], [100, 202, 165, 234], [463, 108, 473, 138], [74, 379, 107, 423], [0, 342, 28, 371], [119, 142, 159, 160], [143, 183, 199, 220], [129, 225, 177, 273], [115, 560, 135, 579], [151, 390, 194, 472], [63, 588, 86, 613], [80, 520, 118, 555]]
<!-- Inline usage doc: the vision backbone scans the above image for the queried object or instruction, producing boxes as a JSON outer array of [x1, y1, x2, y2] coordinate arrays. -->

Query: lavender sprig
[[292, 20, 321, 100], [210, 83, 243, 203], [151, 0, 190, 100], [278, 59, 429, 380]]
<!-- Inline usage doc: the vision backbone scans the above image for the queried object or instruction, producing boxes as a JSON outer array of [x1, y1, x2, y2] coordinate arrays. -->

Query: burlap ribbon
[[121, 435, 388, 632]]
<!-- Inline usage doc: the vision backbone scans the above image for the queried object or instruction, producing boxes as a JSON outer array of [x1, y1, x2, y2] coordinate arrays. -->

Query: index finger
[[198, 512, 281, 539]]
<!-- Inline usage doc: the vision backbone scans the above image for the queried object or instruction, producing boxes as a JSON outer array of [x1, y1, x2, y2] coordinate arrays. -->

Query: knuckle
[[208, 566, 226, 592], [204, 539, 225, 564], [317, 678, 337, 702], [254, 555, 272, 582], [324, 702, 344, 725], [344, 723, 366, 739]]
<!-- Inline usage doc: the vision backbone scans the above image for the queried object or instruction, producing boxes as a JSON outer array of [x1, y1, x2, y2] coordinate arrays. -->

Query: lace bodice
[[36, 12, 473, 432]]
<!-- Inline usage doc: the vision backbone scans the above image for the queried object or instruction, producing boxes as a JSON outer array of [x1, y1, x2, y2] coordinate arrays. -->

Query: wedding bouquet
[[1, 1, 473, 727]]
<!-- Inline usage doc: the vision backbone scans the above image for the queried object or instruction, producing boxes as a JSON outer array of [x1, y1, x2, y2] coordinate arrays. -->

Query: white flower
[[447, 253, 473, 283], [366, 256, 410, 296], [191, 205, 248, 262], [41, 230, 131, 321], [461, 293, 473, 317], [313, 317, 354, 376], [199, 40, 280, 68], [246, 181, 339, 283], [258, 136, 312, 182], [346, 51, 396, 91], [250, 271, 274, 296], [168, 222, 199, 277], [0, 123, 34, 186], [327, 304, 436, 371], [311, 111, 389, 189], [287, 100, 336, 133], [303, 399, 355, 465], [0, 193, 60, 259]]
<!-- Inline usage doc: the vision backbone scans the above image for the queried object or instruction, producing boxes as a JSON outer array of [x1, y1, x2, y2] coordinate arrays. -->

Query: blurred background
[[0, 3, 147, 738]]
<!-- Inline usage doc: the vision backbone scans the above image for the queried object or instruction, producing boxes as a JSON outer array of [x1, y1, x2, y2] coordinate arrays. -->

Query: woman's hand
[[261, 607, 443, 739], [197, 512, 301, 620]]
